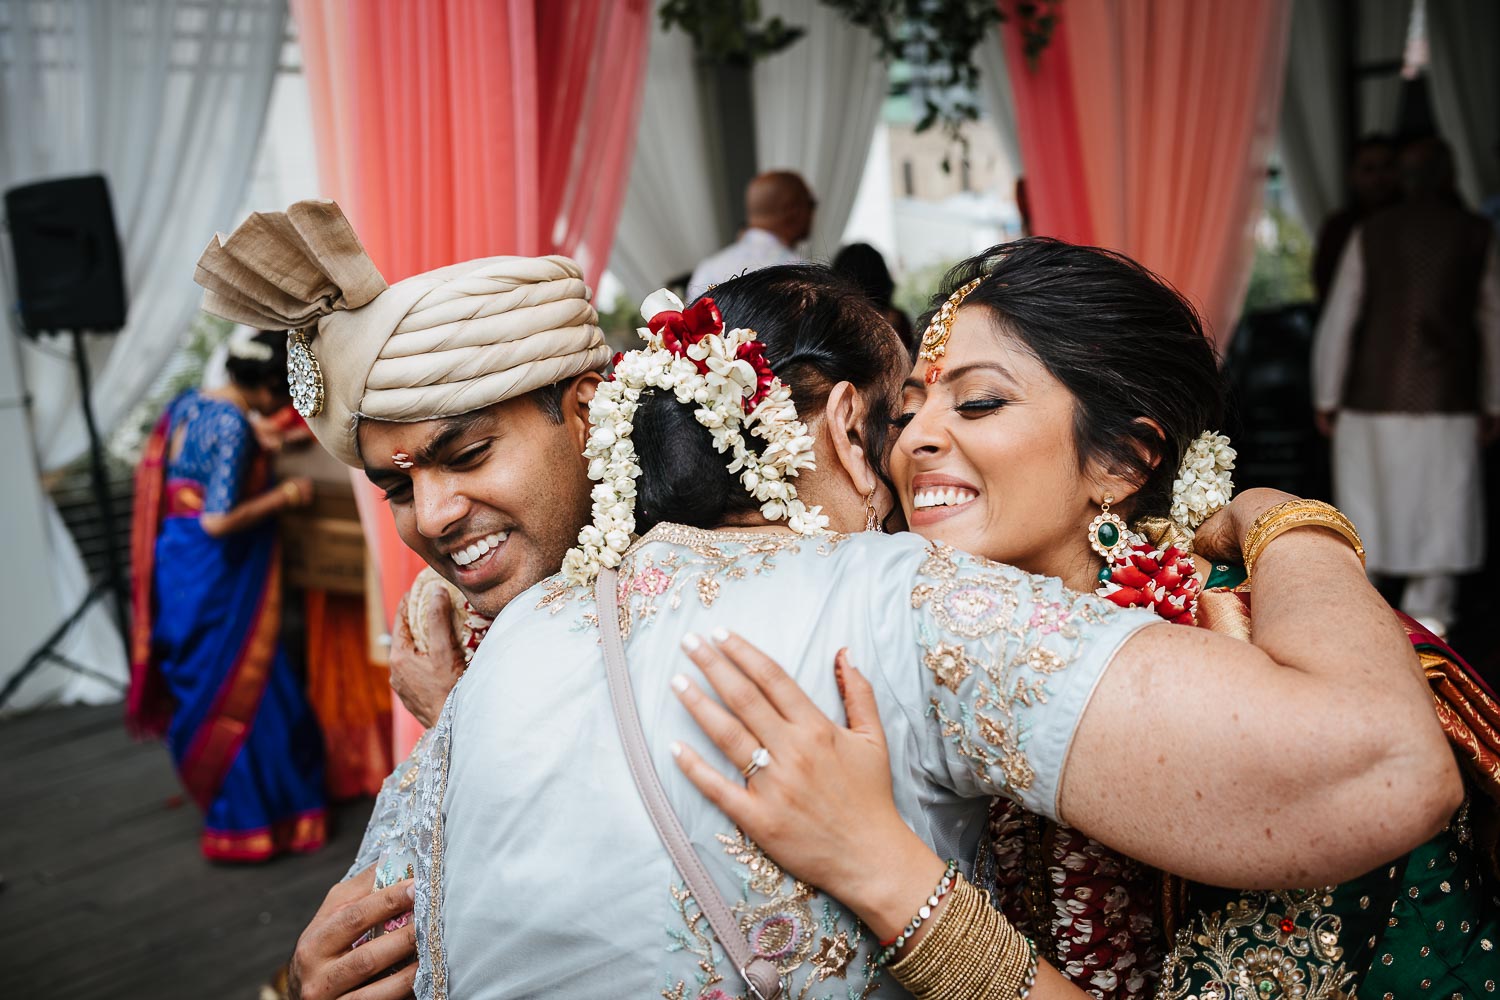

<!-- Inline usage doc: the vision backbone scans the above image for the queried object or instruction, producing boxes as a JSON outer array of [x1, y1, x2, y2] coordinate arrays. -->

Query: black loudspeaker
[[4, 174, 127, 336]]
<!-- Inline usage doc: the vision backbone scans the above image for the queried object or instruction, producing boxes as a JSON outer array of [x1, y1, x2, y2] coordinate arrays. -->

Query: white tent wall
[[608, 20, 722, 306], [1427, 0, 1500, 209], [1279, 0, 1346, 232], [751, 0, 889, 262]]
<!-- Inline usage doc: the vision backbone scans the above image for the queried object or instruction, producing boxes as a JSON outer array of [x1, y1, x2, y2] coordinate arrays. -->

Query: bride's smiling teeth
[[450, 532, 508, 567], [914, 488, 979, 510]]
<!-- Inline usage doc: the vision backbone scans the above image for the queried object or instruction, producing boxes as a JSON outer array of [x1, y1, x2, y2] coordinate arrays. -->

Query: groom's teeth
[[914, 488, 978, 510], [449, 532, 508, 568]]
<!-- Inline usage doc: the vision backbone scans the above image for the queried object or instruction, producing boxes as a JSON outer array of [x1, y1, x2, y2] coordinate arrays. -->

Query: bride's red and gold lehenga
[[977, 565, 1500, 999]]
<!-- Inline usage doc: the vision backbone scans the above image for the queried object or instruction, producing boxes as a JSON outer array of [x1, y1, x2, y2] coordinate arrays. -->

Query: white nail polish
[[670, 674, 689, 693], [681, 633, 701, 651], [669, 741, 683, 758], [710, 626, 730, 643]]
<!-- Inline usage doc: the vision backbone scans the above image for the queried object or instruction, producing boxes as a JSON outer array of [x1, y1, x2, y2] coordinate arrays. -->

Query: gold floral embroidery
[[717, 829, 789, 896], [664, 884, 734, 999], [663, 828, 882, 1000], [614, 523, 823, 638], [535, 573, 585, 615], [925, 642, 972, 691], [1158, 888, 1355, 1000], [811, 933, 855, 980], [913, 540, 1124, 802]]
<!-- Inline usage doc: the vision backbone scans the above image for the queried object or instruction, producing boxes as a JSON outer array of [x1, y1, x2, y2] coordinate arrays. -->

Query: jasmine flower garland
[[560, 289, 827, 585]]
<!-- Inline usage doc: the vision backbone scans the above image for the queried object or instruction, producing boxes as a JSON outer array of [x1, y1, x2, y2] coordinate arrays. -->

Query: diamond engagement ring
[[741, 747, 772, 780]]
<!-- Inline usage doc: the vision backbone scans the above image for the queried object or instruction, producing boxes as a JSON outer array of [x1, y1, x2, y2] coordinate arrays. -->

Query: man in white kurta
[[1313, 138, 1500, 634], [351, 524, 1157, 998]]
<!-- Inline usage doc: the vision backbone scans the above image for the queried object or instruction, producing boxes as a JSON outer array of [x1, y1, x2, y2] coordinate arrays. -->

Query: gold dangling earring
[[1087, 494, 1129, 584], [865, 485, 884, 533]]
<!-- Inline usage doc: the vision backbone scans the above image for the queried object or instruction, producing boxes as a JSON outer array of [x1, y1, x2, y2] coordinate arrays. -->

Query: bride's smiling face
[[890, 308, 1105, 588]]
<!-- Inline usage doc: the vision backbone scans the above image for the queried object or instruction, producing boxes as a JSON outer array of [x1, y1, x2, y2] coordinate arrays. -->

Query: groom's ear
[[559, 372, 603, 455], [823, 380, 878, 496]]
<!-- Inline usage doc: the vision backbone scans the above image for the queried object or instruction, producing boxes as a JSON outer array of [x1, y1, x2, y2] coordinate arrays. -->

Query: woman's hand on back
[[669, 633, 948, 937]]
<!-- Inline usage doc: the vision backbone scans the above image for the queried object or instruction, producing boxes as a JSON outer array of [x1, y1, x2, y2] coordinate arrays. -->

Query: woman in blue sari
[[128, 330, 327, 862]]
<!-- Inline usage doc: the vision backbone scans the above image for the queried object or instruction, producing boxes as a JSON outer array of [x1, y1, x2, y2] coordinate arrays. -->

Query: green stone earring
[[1088, 495, 1130, 576]]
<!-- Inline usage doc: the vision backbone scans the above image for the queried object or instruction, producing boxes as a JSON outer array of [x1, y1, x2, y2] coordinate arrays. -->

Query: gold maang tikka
[[918, 277, 985, 363]]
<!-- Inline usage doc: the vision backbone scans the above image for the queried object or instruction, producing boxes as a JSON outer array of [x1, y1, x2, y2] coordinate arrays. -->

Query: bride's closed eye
[[955, 396, 1008, 417]]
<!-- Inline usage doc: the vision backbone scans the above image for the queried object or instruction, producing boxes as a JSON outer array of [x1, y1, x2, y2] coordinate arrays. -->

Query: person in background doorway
[[833, 241, 915, 353], [128, 328, 326, 861], [1313, 136, 1500, 637], [688, 170, 815, 299], [1313, 133, 1400, 304]]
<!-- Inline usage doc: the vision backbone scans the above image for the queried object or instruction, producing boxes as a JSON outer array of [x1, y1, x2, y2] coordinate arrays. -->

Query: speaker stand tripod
[[0, 329, 129, 710]]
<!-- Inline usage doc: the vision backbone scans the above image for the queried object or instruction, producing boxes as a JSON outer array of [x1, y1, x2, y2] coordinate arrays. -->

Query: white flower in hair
[[561, 289, 827, 584], [1170, 431, 1236, 530]]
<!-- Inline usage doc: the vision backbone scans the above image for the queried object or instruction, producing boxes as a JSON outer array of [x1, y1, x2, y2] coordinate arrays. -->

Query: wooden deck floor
[[0, 704, 372, 1000]]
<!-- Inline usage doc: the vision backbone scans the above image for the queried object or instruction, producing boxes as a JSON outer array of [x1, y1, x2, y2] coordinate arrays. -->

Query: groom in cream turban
[[196, 200, 610, 999], [197, 199, 610, 621]]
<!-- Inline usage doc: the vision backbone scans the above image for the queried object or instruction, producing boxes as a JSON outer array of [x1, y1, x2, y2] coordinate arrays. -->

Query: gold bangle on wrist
[[889, 874, 1037, 999], [1242, 499, 1364, 577]]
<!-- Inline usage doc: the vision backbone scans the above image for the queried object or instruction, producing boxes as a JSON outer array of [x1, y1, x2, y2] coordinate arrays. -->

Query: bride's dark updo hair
[[931, 238, 1225, 523], [633, 264, 906, 533]]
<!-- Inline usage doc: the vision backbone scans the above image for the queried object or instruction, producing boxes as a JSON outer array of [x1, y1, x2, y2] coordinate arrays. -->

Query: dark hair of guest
[[224, 330, 291, 400], [929, 238, 1225, 521], [832, 243, 896, 306], [833, 242, 916, 354], [632, 264, 906, 533]]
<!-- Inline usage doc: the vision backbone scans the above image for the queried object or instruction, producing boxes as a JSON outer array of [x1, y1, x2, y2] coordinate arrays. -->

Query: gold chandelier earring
[[864, 485, 884, 533], [1087, 494, 1129, 583]]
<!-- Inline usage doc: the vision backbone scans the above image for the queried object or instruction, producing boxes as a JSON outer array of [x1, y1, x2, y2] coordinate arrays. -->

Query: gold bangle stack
[[889, 875, 1038, 1000], [1242, 498, 1365, 577]]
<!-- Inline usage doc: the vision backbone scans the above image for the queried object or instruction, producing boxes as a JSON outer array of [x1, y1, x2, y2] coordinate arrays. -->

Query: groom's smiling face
[[360, 379, 599, 618]]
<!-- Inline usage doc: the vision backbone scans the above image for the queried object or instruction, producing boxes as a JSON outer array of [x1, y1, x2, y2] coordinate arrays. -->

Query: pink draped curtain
[[292, 0, 650, 753], [1001, 0, 1292, 346]]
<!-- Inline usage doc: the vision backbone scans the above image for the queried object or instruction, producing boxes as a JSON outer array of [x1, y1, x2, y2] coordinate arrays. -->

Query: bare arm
[[1059, 489, 1459, 887], [200, 477, 313, 538]]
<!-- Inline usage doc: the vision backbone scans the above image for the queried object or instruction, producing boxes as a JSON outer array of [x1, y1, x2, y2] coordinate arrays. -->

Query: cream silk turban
[[193, 200, 609, 467]]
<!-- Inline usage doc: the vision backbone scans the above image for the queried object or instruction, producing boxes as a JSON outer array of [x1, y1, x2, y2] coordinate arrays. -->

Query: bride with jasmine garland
[[351, 259, 1456, 1000]]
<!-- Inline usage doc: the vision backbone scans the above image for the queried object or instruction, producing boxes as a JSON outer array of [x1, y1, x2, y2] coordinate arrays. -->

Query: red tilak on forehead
[[924, 365, 943, 386], [392, 451, 415, 469]]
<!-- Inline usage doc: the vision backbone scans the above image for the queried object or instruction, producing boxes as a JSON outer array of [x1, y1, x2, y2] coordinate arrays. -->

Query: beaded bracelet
[[1016, 937, 1038, 999], [875, 859, 960, 966], [890, 876, 1038, 999]]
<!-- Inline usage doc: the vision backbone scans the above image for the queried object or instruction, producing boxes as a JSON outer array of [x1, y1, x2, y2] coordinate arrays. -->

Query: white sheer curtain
[[608, 20, 723, 305], [1278, 0, 1345, 231], [1427, 0, 1500, 208], [3, 0, 288, 469], [975, 22, 1021, 176], [752, 0, 888, 261], [0, 0, 286, 708]]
